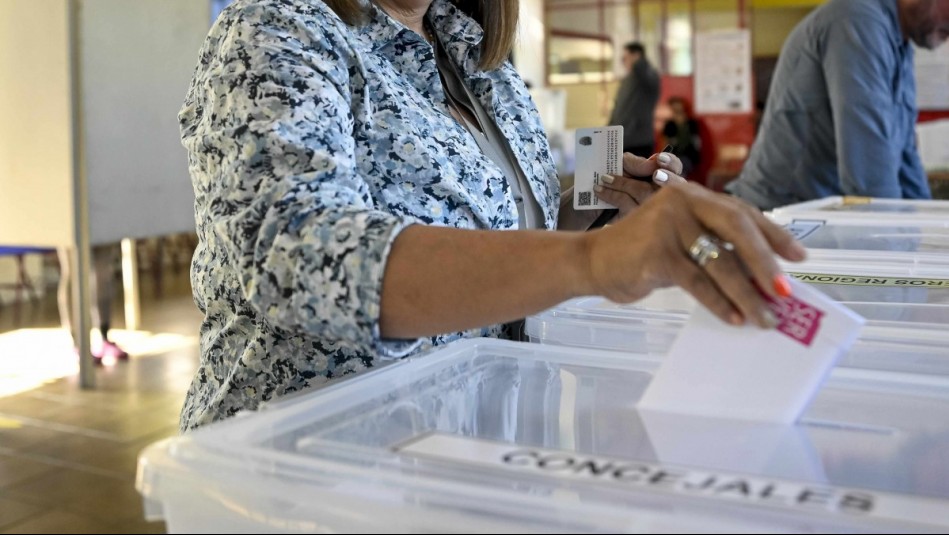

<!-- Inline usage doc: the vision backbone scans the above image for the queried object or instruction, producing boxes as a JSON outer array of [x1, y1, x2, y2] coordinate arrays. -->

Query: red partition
[[656, 75, 756, 186], [920, 110, 949, 123]]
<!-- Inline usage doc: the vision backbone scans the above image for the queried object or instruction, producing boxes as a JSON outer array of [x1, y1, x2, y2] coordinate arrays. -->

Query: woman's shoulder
[[214, 0, 356, 49], [221, 0, 346, 25]]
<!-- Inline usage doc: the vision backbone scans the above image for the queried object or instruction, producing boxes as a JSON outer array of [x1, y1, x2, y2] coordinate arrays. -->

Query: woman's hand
[[583, 180, 806, 328], [593, 151, 686, 219], [559, 151, 685, 231]]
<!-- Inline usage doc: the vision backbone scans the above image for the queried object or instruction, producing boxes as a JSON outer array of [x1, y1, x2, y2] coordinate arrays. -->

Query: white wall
[[515, 0, 545, 88], [752, 7, 811, 57], [0, 0, 75, 247], [80, 0, 208, 244]]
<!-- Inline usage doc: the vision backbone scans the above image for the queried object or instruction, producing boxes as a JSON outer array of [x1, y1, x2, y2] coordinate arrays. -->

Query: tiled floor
[[0, 265, 201, 533]]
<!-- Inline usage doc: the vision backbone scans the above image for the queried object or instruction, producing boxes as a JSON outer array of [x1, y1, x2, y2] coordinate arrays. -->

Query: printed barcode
[[578, 191, 592, 206]]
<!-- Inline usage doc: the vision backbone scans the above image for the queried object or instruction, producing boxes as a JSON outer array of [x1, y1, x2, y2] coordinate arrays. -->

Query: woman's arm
[[380, 225, 590, 338], [382, 180, 805, 339]]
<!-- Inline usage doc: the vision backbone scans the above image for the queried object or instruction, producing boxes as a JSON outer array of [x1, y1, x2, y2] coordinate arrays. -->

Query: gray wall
[[81, 0, 209, 244]]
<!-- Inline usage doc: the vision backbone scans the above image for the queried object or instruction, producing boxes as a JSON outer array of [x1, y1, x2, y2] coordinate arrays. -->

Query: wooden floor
[[0, 267, 201, 534]]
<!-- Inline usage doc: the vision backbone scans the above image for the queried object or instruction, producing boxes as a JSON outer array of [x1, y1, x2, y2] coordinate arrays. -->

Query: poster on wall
[[694, 29, 752, 114], [917, 119, 949, 170], [915, 44, 949, 110]]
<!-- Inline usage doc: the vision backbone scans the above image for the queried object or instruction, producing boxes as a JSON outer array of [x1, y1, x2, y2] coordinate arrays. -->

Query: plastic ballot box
[[526, 260, 949, 376], [770, 196, 949, 227], [138, 339, 949, 533], [766, 215, 949, 269]]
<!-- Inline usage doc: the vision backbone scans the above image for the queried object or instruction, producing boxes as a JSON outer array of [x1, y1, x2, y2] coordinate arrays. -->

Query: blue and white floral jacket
[[179, 0, 558, 430]]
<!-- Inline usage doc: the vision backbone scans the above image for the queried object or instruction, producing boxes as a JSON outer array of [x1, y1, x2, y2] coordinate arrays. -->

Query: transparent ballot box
[[767, 216, 949, 269], [770, 197, 949, 227], [525, 261, 949, 376], [138, 339, 949, 533]]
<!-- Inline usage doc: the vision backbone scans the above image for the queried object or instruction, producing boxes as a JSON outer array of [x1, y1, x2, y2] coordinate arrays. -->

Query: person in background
[[57, 245, 129, 365], [662, 96, 702, 177], [609, 42, 661, 158], [727, 0, 949, 211], [177, 0, 804, 431]]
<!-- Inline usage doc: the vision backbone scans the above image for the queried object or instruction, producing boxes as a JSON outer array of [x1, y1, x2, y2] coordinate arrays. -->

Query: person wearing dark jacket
[[609, 42, 661, 157]]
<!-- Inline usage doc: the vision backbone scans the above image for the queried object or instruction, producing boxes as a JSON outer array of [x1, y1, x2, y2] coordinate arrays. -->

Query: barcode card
[[574, 126, 623, 210]]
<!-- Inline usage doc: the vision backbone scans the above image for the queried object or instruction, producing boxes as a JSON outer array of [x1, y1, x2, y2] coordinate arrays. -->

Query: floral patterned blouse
[[179, 0, 559, 431]]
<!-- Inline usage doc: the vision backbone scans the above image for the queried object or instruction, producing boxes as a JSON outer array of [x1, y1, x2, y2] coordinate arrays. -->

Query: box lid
[[766, 217, 949, 267], [138, 339, 949, 533], [770, 197, 949, 227]]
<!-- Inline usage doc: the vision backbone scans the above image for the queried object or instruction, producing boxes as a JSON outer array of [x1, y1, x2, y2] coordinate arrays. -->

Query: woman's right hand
[[582, 180, 806, 328], [379, 171, 804, 340]]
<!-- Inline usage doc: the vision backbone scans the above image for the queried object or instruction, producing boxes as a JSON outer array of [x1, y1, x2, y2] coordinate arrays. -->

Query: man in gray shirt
[[609, 42, 661, 158], [727, 0, 949, 211]]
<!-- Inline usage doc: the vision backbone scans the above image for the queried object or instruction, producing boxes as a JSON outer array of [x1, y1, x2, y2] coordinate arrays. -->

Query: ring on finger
[[688, 233, 724, 267]]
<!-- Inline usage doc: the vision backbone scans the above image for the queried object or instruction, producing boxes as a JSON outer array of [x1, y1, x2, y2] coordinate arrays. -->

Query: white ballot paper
[[574, 126, 623, 210], [638, 278, 865, 424]]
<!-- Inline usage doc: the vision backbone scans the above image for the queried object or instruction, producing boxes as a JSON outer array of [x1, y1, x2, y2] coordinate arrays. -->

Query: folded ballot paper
[[638, 278, 865, 424]]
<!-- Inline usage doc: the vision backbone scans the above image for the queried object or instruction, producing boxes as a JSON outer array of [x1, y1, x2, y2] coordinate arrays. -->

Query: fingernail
[[654, 170, 669, 183], [773, 274, 793, 298], [601, 174, 615, 185], [762, 309, 780, 329], [729, 312, 744, 326], [594, 185, 603, 193], [658, 153, 671, 164]]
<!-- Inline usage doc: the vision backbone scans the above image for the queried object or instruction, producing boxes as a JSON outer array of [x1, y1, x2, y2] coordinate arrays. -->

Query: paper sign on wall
[[694, 30, 752, 114]]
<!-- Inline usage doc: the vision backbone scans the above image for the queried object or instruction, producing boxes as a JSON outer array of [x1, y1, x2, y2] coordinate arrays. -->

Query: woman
[[662, 96, 702, 177], [178, 0, 804, 431]]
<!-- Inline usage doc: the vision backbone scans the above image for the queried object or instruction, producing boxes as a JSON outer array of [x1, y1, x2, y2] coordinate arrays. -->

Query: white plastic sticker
[[397, 433, 949, 530], [790, 272, 949, 288], [784, 219, 825, 241]]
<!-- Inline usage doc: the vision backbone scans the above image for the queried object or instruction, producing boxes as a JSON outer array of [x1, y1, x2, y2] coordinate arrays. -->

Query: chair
[[705, 143, 749, 193], [929, 170, 949, 200], [0, 246, 54, 312]]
